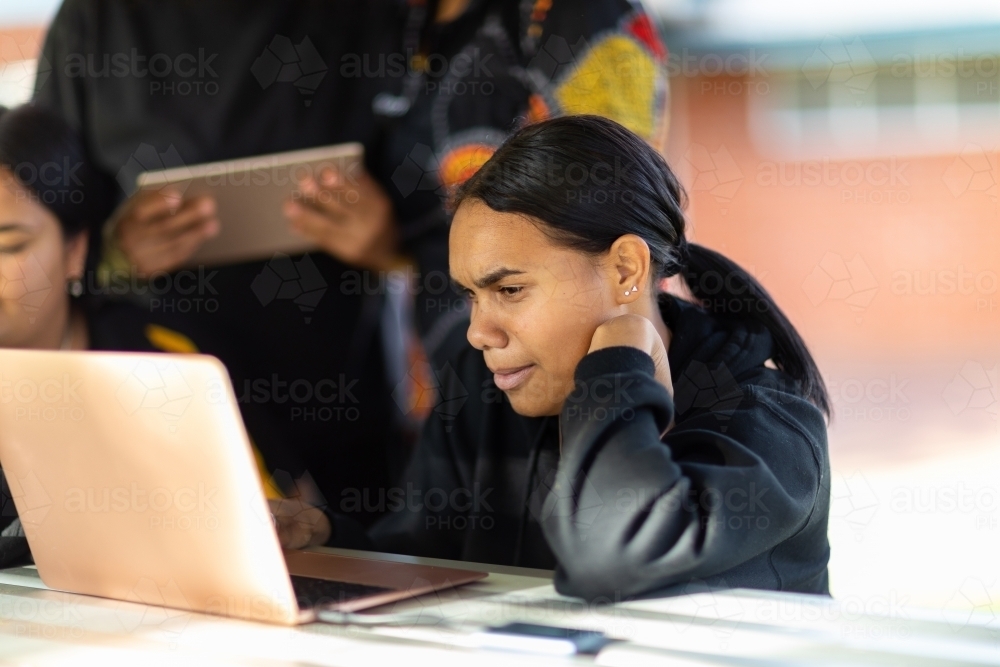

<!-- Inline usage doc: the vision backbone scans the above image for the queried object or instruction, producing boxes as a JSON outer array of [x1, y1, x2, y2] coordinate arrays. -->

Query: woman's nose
[[466, 306, 507, 351]]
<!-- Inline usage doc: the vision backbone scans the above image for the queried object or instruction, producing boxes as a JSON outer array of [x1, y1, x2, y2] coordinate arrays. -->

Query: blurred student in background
[[290, 0, 671, 363], [33, 0, 406, 530], [0, 105, 198, 565], [0, 105, 327, 564]]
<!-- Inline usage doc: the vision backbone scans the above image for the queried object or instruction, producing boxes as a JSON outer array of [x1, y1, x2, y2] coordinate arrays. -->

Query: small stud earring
[[624, 290, 630, 296], [631, 286, 639, 293], [67, 278, 83, 298]]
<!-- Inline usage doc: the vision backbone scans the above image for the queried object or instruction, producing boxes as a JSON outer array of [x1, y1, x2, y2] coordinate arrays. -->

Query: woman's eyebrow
[[472, 267, 525, 289], [0, 222, 29, 233]]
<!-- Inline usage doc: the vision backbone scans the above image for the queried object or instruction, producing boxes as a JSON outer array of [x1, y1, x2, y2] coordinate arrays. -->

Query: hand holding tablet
[[112, 188, 221, 276], [283, 165, 402, 272], [125, 143, 366, 269]]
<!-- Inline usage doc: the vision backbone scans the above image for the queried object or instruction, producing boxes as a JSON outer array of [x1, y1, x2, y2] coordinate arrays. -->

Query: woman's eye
[[498, 286, 523, 297], [0, 241, 29, 254]]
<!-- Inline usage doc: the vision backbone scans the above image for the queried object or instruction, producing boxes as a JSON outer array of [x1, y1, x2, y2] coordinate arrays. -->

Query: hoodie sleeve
[[542, 346, 826, 600]]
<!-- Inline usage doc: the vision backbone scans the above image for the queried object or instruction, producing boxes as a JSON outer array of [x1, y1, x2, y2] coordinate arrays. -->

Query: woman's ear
[[607, 234, 652, 303], [65, 232, 88, 281]]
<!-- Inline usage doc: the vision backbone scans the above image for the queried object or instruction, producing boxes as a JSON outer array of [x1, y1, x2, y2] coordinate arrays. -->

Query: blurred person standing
[[32, 0, 406, 530], [285, 0, 671, 366]]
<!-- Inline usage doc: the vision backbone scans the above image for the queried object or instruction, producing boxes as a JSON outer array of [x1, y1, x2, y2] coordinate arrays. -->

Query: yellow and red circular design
[[438, 143, 496, 189]]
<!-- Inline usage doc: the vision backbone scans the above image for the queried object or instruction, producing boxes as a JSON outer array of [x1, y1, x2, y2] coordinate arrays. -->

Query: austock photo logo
[[526, 468, 605, 540], [801, 251, 879, 323], [801, 35, 878, 99], [942, 577, 998, 634], [114, 576, 192, 649], [828, 374, 912, 423], [942, 361, 999, 426], [251, 252, 328, 324], [672, 360, 744, 433], [1, 469, 52, 528], [59, 48, 219, 97], [942, 145, 997, 201], [0, 470, 17, 522], [116, 143, 190, 196], [527, 28, 657, 105], [391, 143, 445, 199], [0, 35, 51, 105], [392, 361, 469, 432], [528, 33, 590, 87], [227, 374, 361, 423], [682, 144, 744, 215], [382, 578, 480, 632], [116, 359, 194, 432], [754, 156, 911, 206], [0, 251, 53, 324], [0, 158, 89, 209], [251, 35, 328, 106], [1, 371, 85, 423], [830, 471, 880, 542], [663, 579, 744, 648]]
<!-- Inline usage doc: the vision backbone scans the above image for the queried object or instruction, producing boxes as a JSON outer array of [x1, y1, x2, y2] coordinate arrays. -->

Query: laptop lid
[[0, 350, 301, 624]]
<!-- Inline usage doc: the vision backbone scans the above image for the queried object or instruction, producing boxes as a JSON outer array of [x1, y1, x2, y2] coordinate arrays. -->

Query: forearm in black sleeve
[[543, 346, 812, 600]]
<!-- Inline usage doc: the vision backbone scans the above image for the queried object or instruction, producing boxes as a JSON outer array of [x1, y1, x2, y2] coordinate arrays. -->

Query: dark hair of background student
[[0, 104, 113, 242]]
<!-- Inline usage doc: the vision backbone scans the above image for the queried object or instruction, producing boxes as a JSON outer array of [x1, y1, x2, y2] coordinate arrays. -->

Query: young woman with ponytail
[[324, 115, 831, 601]]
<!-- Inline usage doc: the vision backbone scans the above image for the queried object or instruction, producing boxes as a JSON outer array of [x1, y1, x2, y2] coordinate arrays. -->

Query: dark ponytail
[[681, 243, 830, 417], [453, 114, 830, 418]]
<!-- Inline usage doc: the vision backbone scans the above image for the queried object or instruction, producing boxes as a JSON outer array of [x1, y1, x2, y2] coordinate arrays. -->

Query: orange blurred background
[[660, 36, 999, 609]]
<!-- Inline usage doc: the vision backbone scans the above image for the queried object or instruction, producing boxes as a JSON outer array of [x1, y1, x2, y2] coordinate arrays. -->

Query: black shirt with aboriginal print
[[370, 0, 670, 356]]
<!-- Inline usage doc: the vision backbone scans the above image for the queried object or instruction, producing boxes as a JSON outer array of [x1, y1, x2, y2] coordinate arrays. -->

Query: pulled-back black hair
[[453, 114, 830, 418], [0, 104, 114, 238]]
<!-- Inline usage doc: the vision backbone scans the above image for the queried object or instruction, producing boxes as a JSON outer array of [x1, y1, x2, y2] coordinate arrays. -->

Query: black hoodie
[[340, 293, 831, 599]]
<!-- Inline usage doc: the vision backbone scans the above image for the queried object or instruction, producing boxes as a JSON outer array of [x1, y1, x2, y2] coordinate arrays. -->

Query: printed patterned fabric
[[435, 6, 668, 190], [385, 0, 669, 205]]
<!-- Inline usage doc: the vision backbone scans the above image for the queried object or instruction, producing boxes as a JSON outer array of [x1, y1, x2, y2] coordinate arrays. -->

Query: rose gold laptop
[[0, 349, 485, 625]]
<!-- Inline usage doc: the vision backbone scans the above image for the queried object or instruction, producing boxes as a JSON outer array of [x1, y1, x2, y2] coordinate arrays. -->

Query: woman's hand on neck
[[588, 308, 673, 397]]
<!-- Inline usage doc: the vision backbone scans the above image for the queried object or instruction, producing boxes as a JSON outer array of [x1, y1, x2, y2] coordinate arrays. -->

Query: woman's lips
[[492, 365, 535, 391]]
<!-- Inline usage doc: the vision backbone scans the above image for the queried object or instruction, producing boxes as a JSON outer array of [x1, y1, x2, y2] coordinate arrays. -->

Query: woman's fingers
[[122, 216, 219, 275], [589, 313, 674, 396], [151, 220, 222, 270], [148, 196, 218, 239], [285, 200, 342, 243], [296, 170, 356, 214], [268, 498, 331, 549], [116, 191, 219, 275], [122, 188, 183, 225], [284, 166, 400, 271]]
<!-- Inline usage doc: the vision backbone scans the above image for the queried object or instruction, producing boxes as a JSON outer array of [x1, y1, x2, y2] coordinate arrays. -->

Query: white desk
[[1, 547, 997, 666]]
